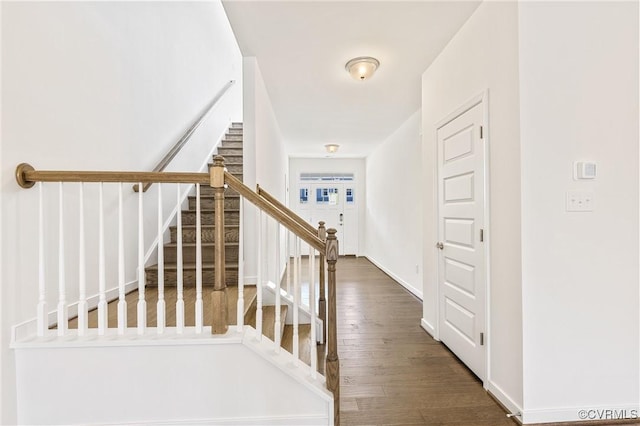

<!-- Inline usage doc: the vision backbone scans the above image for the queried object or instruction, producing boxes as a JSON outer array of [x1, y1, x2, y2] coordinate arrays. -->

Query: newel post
[[210, 155, 228, 334], [318, 221, 327, 343], [325, 228, 340, 425]]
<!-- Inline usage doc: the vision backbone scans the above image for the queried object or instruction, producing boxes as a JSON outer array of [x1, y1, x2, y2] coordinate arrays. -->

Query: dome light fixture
[[345, 56, 380, 81], [325, 144, 340, 154]]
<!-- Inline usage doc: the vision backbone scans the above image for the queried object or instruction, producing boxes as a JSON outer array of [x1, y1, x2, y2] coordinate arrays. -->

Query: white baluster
[[286, 230, 291, 296], [274, 222, 281, 352], [176, 185, 185, 333], [195, 183, 203, 333], [309, 245, 317, 378], [97, 182, 107, 335], [137, 182, 147, 334], [37, 183, 47, 337], [237, 197, 244, 332], [57, 182, 68, 336], [157, 184, 165, 333], [293, 236, 300, 362], [77, 183, 88, 336], [117, 183, 127, 334], [256, 210, 263, 341]]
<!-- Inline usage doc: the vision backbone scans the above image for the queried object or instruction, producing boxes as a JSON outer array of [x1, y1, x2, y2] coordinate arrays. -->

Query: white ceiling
[[222, 0, 481, 158]]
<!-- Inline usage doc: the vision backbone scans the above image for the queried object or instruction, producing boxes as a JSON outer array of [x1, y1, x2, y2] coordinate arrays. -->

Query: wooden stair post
[[325, 228, 339, 425], [210, 155, 228, 334], [318, 221, 327, 343]]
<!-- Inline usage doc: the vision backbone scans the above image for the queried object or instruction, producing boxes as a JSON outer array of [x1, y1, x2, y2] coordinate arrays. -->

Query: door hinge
[[480, 332, 485, 346], [480, 125, 484, 139], [480, 229, 484, 242]]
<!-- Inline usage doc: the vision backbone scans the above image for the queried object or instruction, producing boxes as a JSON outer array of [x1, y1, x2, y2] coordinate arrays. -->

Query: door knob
[[436, 242, 444, 250]]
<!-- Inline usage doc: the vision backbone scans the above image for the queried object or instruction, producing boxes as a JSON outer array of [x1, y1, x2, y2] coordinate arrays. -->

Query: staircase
[[146, 122, 244, 287], [143, 122, 316, 366]]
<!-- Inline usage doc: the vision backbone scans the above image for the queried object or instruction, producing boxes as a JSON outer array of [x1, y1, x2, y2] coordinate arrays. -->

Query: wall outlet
[[566, 191, 594, 212]]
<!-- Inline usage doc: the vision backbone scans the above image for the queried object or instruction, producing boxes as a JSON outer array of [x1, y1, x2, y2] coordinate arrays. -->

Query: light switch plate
[[566, 191, 594, 212]]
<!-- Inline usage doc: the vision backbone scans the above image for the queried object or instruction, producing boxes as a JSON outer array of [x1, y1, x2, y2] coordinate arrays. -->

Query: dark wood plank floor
[[335, 257, 513, 426]]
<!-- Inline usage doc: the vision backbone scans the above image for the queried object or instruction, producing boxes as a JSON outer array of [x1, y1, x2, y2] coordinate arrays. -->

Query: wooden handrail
[[133, 80, 236, 193], [15, 163, 210, 188], [224, 172, 325, 254], [257, 184, 316, 236]]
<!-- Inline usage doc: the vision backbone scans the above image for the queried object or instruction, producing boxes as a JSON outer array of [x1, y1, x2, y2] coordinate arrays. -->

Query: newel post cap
[[326, 228, 339, 261]]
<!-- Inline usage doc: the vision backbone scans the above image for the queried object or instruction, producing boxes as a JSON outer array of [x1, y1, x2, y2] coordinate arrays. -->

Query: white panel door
[[310, 184, 344, 255], [437, 101, 486, 380]]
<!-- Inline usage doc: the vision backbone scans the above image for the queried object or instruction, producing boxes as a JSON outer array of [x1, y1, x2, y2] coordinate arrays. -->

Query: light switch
[[566, 191, 594, 212], [574, 161, 597, 180]]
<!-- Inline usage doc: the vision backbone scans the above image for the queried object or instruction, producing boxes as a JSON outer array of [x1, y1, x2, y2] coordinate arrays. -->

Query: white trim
[[110, 414, 330, 426], [486, 380, 522, 420], [364, 255, 423, 299], [521, 404, 640, 424], [420, 318, 438, 340], [434, 91, 490, 382], [244, 275, 258, 285]]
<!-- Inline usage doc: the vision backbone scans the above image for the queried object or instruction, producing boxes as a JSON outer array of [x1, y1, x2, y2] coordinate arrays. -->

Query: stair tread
[[146, 262, 239, 271], [188, 194, 240, 199], [170, 224, 239, 229], [246, 305, 288, 342], [164, 242, 239, 247], [228, 286, 257, 326]]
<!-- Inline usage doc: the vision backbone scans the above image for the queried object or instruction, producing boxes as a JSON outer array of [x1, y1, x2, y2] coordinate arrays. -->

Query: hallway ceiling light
[[345, 56, 380, 81], [325, 144, 340, 154]]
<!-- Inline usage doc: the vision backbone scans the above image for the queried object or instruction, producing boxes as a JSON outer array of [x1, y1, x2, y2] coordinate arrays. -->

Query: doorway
[[295, 173, 358, 255]]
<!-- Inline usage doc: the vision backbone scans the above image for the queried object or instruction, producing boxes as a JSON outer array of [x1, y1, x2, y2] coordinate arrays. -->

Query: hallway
[[336, 257, 513, 425]]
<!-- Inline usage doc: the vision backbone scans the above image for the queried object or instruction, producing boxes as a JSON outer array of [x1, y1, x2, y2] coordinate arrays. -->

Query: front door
[[437, 100, 486, 380]]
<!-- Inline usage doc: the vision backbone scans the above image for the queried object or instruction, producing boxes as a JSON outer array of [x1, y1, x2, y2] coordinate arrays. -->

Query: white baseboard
[[363, 255, 423, 300], [522, 404, 640, 424], [420, 318, 438, 340], [485, 380, 522, 421], [244, 275, 258, 285], [117, 414, 330, 425]]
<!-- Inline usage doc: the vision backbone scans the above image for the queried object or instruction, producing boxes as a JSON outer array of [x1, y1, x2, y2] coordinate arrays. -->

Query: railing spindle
[[37, 183, 46, 337], [57, 183, 67, 336], [237, 196, 245, 332], [256, 209, 263, 341], [286, 230, 291, 295], [157, 184, 165, 333], [77, 183, 88, 336], [309, 244, 317, 378], [176, 185, 185, 333], [117, 183, 127, 334], [137, 182, 147, 334], [318, 221, 327, 344], [195, 183, 203, 333], [97, 182, 107, 335], [293, 236, 300, 362], [274, 222, 281, 351]]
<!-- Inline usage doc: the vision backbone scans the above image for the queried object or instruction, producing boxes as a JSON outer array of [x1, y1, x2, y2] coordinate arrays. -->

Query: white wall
[[365, 110, 423, 298], [14, 337, 331, 425], [518, 2, 639, 423], [421, 1, 523, 413], [0, 2, 242, 422], [243, 58, 288, 285], [289, 157, 366, 255]]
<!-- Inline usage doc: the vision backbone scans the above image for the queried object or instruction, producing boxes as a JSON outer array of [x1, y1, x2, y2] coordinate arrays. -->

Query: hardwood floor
[[335, 257, 514, 426]]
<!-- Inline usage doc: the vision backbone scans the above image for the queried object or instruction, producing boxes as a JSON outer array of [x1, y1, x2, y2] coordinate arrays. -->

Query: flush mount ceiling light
[[325, 144, 340, 154], [345, 56, 380, 81]]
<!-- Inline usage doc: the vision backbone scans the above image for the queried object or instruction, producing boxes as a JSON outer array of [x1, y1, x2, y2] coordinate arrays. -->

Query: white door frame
[[433, 90, 491, 385]]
